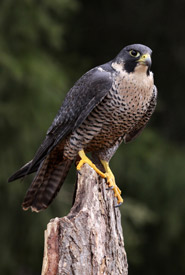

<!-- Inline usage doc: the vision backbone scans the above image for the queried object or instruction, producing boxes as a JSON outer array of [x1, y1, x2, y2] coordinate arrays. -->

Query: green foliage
[[0, 0, 78, 170], [1, 0, 185, 274], [0, 0, 78, 273], [115, 130, 185, 274]]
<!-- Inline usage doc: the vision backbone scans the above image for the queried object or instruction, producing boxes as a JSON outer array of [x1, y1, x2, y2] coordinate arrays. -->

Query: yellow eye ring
[[129, 50, 140, 58]]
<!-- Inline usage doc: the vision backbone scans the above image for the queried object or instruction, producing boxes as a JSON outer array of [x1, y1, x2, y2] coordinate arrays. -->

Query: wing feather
[[18, 66, 112, 175]]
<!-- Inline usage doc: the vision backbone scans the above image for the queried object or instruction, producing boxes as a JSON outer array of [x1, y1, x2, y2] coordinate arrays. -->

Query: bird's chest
[[102, 71, 154, 132]]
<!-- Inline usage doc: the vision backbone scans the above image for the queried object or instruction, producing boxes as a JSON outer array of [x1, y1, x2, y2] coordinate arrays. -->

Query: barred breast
[[64, 66, 154, 158]]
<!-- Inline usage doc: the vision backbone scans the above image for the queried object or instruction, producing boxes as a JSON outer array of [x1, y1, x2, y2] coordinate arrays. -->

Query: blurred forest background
[[1, 0, 185, 274]]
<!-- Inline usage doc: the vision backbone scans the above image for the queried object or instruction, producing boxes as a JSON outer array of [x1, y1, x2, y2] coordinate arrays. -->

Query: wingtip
[[7, 175, 16, 183], [7, 160, 35, 183]]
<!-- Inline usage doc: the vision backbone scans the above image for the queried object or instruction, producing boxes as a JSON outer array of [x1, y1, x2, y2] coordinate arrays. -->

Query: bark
[[41, 164, 128, 275]]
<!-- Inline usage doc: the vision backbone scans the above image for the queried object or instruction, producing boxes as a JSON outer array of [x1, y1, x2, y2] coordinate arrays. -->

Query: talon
[[76, 150, 124, 207], [76, 150, 106, 178], [77, 170, 82, 175], [115, 201, 123, 208], [100, 160, 123, 206], [106, 186, 114, 190]]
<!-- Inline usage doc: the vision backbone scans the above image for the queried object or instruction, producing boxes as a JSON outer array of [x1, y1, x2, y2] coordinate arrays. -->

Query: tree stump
[[41, 164, 128, 275]]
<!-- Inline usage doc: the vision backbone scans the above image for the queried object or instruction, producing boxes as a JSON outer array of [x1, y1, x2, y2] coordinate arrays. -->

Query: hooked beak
[[137, 53, 152, 68]]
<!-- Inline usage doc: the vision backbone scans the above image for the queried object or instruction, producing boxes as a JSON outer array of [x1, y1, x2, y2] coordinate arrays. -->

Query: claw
[[115, 201, 123, 208], [106, 186, 114, 190], [77, 150, 106, 178], [77, 170, 82, 175], [100, 160, 123, 206], [76, 150, 123, 206]]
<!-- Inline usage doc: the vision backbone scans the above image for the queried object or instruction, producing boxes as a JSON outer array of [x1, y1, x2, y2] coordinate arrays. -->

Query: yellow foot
[[101, 160, 123, 206], [77, 150, 106, 178], [76, 150, 123, 206]]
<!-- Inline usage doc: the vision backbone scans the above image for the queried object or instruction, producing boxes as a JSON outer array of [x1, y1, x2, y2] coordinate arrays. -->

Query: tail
[[22, 155, 73, 212]]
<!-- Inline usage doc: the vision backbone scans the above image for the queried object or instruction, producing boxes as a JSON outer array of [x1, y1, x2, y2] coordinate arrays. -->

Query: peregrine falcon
[[8, 44, 157, 212]]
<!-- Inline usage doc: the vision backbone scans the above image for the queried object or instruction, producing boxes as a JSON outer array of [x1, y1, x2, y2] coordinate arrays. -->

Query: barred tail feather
[[22, 157, 73, 212]]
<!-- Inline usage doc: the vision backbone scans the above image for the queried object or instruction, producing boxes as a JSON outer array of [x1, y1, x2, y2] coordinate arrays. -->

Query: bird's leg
[[100, 160, 123, 206], [76, 150, 123, 206], [77, 150, 106, 178]]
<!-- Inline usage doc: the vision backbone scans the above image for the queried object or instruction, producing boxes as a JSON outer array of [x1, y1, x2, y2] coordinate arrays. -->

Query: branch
[[41, 164, 128, 275]]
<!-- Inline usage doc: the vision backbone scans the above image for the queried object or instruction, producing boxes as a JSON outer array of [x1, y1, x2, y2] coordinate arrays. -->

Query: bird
[[8, 44, 157, 212]]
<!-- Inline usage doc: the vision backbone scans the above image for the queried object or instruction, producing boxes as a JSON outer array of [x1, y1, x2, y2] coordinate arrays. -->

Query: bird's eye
[[129, 50, 140, 58]]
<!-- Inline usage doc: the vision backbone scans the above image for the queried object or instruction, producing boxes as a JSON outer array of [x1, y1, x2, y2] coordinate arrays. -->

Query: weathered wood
[[41, 164, 128, 275]]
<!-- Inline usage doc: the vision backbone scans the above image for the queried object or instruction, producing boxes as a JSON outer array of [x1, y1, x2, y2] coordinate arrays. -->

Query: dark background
[[1, 0, 185, 274]]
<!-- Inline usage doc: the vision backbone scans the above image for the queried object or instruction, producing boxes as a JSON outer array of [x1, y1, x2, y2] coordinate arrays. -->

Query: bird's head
[[113, 44, 152, 75]]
